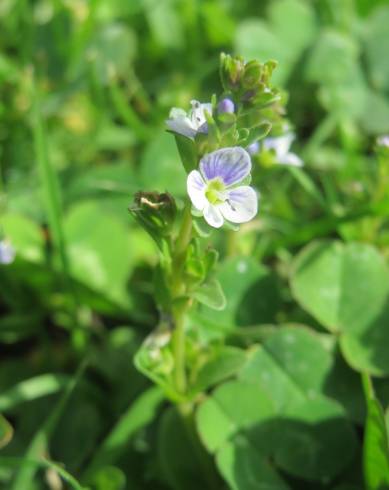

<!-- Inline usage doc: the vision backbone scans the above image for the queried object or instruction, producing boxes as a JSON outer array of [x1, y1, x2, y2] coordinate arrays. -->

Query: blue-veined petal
[[200, 147, 251, 187], [187, 170, 207, 211], [203, 202, 224, 228], [220, 186, 258, 223], [166, 113, 196, 139]]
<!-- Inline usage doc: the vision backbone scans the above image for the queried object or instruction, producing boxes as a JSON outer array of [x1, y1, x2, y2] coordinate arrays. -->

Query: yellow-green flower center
[[205, 179, 226, 205]]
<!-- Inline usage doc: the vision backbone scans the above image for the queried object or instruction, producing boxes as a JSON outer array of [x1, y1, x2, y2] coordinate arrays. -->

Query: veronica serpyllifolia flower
[[187, 147, 258, 228], [262, 133, 303, 167], [166, 100, 212, 139], [0, 239, 15, 265]]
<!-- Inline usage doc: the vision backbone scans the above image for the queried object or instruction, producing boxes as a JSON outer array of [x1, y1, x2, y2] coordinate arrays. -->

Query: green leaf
[[0, 374, 69, 412], [235, 0, 316, 86], [140, 131, 186, 195], [90, 466, 126, 490], [158, 407, 216, 490], [0, 413, 13, 449], [1, 213, 44, 263], [193, 279, 226, 311], [238, 326, 357, 481], [363, 6, 389, 92], [291, 240, 389, 375], [240, 326, 334, 410], [191, 347, 247, 394], [142, 0, 184, 49], [64, 200, 133, 308], [306, 30, 359, 84], [196, 380, 290, 488], [216, 439, 289, 490], [272, 396, 357, 481], [290, 240, 389, 334], [192, 256, 280, 338], [174, 134, 198, 174], [197, 379, 276, 453], [88, 23, 137, 84], [362, 374, 389, 490]]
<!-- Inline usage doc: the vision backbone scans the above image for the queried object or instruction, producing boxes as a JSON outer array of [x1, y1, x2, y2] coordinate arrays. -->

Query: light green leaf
[[1, 213, 44, 263], [306, 29, 359, 84], [88, 23, 137, 84], [217, 439, 289, 490], [291, 240, 389, 375], [64, 200, 133, 308], [140, 131, 186, 195], [363, 5, 389, 92], [197, 380, 276, 453], [90, 466, 126, 490], [193, 279, 226, 311], [240, 326, 333, 410], [191, 347, 247, 394], [0, 374, 69, 412], [192, 256, 280, 336], [290, 240, 389, 334], [237, 327, 357, 481]]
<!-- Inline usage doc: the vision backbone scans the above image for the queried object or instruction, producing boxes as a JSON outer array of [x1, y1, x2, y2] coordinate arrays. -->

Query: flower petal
[[220, 186, 258, 224], [263, 134, 294, 157], [187, 170, 207, 211], [203, 203, 224, 228], [200, 147, 251, 187], [278, 152, 303, 167], [166, 111, 196, 138]]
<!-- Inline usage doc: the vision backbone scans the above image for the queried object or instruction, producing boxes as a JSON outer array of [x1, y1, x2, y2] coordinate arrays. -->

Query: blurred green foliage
[[1, 0, 389, 489]]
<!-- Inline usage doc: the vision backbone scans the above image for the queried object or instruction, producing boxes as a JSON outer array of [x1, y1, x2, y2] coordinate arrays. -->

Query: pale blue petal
[[200, 147, 251, 187], [166, 116, 196, 138], [187, 170, 207, 211], [203, 202, 224, 228], [220, 186, 258, 223]]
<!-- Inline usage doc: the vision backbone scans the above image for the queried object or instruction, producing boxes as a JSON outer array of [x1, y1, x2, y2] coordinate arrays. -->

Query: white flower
[[263, 133, 303, 167], [0, 240, 15, 265], [166, 100, 212, 139], [187, 147, 258, 228]]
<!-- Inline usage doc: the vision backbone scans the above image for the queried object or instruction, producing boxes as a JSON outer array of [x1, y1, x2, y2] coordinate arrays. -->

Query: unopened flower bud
[[242, 61, 263, 90], [129, 192, 177, 241], [217, 98, 235, 114], [220, 53, 245, 91]]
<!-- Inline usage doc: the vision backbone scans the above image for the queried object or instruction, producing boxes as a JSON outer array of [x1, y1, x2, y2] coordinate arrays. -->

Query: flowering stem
[[171, 202, 193, 394]]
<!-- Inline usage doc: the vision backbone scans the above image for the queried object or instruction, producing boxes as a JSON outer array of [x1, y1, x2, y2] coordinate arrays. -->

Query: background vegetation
[[1, 0, 389, 489]]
